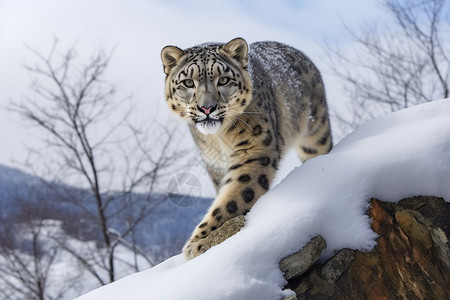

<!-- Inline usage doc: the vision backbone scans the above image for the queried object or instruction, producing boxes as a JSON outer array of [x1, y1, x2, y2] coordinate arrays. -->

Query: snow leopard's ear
[[161, 46, 185, 75], [222, 38, 248, 68]]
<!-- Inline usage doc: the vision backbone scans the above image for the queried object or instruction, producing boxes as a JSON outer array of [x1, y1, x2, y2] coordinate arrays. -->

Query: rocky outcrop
[[282, 196, 450, 300], [198, 196, 449, 299]]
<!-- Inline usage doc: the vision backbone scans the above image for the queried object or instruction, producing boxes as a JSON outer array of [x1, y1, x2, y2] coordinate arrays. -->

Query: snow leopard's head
[[161, 38, 253, 135]]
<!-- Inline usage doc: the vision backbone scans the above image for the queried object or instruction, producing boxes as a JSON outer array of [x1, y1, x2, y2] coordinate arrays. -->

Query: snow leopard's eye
[[182, 79, 195, 88], [217, 77, 231, 86]]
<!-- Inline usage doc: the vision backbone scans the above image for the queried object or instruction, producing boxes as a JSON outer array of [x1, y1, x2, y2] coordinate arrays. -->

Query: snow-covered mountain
[[0, 164, 41, 186], [77, 99, 450, 300], [0, 163, 213, 262], [0, 164, 42, 215]]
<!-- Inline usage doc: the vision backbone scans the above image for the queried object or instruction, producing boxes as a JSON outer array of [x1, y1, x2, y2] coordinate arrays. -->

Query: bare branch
[[326, 0, 450, 133]]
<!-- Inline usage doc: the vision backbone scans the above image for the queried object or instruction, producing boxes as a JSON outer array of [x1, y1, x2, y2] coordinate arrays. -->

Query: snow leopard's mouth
[[195, 117, 223, 135], [195, 114, 223, 125], [196, 117, 221, 124]]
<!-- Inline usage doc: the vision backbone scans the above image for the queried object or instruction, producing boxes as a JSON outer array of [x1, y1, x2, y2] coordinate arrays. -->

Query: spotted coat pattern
[[161, 38, 332, 259]]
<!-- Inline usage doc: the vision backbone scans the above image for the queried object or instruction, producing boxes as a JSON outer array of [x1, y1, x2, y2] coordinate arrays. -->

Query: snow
[[77, 98, 450, 300]]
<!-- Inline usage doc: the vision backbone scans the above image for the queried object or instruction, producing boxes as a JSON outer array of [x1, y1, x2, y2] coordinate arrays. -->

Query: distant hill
[[0, 164, 40, 200], [0, 163, 212, 262], [0, 164, 44, 217]]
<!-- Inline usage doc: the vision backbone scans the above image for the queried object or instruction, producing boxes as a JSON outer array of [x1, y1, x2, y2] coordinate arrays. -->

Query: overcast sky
[[0, 0, 390, 181]]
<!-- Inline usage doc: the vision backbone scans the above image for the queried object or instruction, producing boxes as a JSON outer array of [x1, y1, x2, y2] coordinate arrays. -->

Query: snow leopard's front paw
[[182, 216, 218, 259], [182, 237, 206, 259], [182, 215, 246, 260]]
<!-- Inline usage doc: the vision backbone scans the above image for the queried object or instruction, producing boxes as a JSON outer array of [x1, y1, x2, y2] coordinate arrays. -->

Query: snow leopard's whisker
[[226, 114, 253, 130], [241, 111, 267, 115], [225, 116, 238, 129]]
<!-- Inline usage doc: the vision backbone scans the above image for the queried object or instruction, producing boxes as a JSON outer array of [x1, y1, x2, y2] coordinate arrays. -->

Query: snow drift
[[77, 99, 450, 300]]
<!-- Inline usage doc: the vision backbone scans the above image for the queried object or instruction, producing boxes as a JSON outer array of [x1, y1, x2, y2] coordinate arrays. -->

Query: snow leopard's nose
[[198, 105, 216, 116]]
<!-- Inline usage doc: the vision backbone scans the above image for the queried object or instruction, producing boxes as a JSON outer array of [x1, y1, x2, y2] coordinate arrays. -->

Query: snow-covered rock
[[77, 99, 450, 300], [286, 196, 450, 299]]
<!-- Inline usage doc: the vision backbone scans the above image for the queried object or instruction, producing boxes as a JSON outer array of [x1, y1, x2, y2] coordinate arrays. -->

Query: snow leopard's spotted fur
[[161, 38, 332, 259]]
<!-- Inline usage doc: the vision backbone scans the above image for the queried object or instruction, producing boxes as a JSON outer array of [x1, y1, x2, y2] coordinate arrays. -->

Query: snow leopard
[[161, 38, 332, 259]]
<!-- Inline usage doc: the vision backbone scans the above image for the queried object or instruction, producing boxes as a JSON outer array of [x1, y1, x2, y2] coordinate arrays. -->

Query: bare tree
[[0, 222, 54, 300], [328, 0, 450, 134], [0, 195, 83, 300], [8, 39, 182, 286]]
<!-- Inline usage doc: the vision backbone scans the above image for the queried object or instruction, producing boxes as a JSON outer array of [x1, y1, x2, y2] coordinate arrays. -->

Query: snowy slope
[[77, 99, 450, 300]]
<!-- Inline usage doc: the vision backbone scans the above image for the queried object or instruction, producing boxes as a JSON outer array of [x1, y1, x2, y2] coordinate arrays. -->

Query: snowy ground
[[77, 99, 450, 300]]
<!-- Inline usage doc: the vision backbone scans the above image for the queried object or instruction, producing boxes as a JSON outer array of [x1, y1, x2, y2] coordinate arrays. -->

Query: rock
[[287, 248, 356, 300], [319, 248, 355, 282], [284, 196, 450, 300], [200, 215, 245, 253], [281, 293, 298, 300], [280, 235, 327, 280]]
